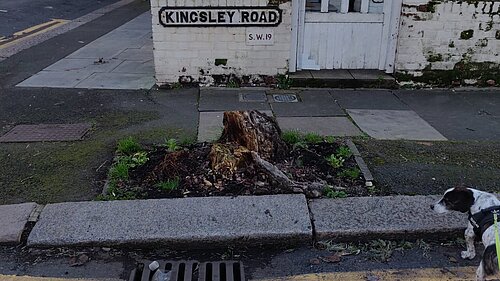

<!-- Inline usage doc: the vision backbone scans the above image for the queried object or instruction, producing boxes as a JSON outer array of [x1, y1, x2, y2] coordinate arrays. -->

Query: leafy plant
[[276, 74, 293, 89], [109, 161, 130, 181], [338, 168, 361, 180], [227, 79, 239, 88], [324, 136, 337, 143], [326, 154, 345, 169], [282, 130, 301, 144], [364, 240, 413, 262], [336, 146, 352, 159], [128, 151, 149, 167], [156, 178, 180, 191], [116, 137, 141, 155], [323, 186, 347, 199], [97, 181, 137, 201], [164, 138, 180, 152], [304, 133, 323, 144]]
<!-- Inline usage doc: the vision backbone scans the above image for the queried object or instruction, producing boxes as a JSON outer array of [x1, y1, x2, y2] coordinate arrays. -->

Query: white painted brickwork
[[151, 0, 292, 85], [396, 0, 500, 73]]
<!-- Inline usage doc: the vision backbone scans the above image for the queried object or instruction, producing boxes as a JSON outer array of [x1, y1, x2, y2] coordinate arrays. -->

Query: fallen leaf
[[69, 254, 89, 267], [309, 258, 320, 265], [448, 256, 457, 263]]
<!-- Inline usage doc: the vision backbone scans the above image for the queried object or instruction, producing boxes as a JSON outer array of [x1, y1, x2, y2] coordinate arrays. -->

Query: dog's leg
[[476, 262, 485, 281], [462, 223, 476, 260]]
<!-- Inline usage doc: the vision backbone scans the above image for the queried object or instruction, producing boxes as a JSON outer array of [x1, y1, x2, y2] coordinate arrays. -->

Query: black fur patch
[[483, 244, 498, 276], [442, 187, 475, 213]]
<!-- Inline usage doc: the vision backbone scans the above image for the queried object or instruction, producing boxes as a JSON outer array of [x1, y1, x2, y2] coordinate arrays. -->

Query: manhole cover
[[272, 94, 298, 103], [129, 260, 245, 281], [239, 92, 267, 102], [0, 123, 91, 142]]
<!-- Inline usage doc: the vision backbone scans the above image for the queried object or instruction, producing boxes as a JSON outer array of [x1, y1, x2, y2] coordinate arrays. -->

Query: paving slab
[[0, 203, 37, 244], [347, 109, 447, 141], [199, 88, 271, 111], [310, 70, 353, 79], [276, 117, 362, 136], [310, 195, 467, 241], [198, 110, 273, 142], [111, 60, 154, 74], [74, 72, 155, 89], [44, 58, 124, 73], [330, 90, 409, 110], [17, 71, 93, 88], [349, 69, 394, 81], [115, 48, 153, 61], [271, 91, 345, 117], [27, 195, 312, 247]]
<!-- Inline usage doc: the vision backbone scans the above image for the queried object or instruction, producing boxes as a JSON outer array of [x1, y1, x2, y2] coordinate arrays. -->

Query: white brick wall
[[396, 0, 500, 74], [151, 0, 292, 85]]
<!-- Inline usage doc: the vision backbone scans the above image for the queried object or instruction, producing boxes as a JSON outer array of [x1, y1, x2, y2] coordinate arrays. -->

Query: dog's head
[[432, 187, 475, 214]]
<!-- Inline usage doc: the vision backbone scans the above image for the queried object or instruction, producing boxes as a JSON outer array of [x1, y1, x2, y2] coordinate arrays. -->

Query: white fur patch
[[433, 201, 449, 214]]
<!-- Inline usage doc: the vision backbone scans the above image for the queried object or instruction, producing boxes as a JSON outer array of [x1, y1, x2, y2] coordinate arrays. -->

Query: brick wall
[[150, 0, 292, 86], [396, 0, 499, 80]]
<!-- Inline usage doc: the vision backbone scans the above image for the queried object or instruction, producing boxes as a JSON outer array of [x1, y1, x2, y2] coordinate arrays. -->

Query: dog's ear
[[443, 187, 474, 213]]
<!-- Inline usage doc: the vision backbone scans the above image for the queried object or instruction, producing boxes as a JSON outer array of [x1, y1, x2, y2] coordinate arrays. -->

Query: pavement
[[0, 1, 499, 279]]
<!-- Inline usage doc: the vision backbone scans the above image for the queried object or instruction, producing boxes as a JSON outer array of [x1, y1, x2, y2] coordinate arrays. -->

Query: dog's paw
[[461, 250, 476, 260]]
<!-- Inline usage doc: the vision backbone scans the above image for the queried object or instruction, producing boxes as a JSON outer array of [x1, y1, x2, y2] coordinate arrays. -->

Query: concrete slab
[[310, 70, 353, 79], [111, 60, 154, 74], [289, 71, 312, 79], [66, 43, 128, 59], [349, 69, 394, 81], [27, 195, 312, 247], [199, 88, 271, 111], [330, 90, 409, 110], [75, 72, 155, 89], [310, 195, 467, 241], [44, 58, 124, 73], [0, 203, 37, 244], [347, 109, 447, 141], [271, 91, 345, 117], [277, 117, 362, 136], [198, 110, 273, 142], [115, 48, 153, 61], [17, 71, 93, 88]]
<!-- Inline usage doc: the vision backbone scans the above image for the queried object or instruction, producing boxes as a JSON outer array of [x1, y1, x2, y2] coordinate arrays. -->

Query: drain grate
[[239, 92, 267, 102], [272, 94, 298, 103], [129, 260, 245, 281], [0, 123, 91, 142]]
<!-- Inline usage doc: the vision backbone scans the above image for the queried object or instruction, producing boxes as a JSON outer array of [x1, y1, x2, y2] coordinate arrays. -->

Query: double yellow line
[[0, 19, 69, 49]]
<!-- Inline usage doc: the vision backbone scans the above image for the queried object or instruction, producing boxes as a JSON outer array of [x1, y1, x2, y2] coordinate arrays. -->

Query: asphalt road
[[0, 0, 123, 38]]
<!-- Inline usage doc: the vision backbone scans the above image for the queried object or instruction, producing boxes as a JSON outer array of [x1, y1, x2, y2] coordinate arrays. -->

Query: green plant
[[156, 178, 180, 191], [282, 130, 301, 144], [109, 161, 129, 181], [164, 138, 180, 152], [304, 133, 323, 144], [171, 82, 182, 89], [227, 79, 239, 88], [338, 168, 361, 180], [336, 146, 352, 159], [326, 154, 344, 169], [116, 137, 141, 155], [323, 186, 348, 199], [276, 74, 293, 89], [364, 240, 413, 262], [128, 151, 149, 167], [324, 136, 336, 143]]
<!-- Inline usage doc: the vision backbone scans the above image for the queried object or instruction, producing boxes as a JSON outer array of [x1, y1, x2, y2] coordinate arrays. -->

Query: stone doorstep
[[0, 203, 39, 244]]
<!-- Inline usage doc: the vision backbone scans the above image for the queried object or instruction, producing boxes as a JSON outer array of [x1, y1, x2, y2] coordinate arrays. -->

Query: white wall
[[150, 0, 292, 86], [396, 0, 500, 73]]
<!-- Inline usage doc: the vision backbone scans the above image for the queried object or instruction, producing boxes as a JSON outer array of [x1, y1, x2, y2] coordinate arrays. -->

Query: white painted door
[[290, 0, 402, 72]]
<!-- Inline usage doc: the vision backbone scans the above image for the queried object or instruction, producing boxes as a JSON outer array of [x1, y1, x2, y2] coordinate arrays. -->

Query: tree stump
[[218, 110, 286, 161]]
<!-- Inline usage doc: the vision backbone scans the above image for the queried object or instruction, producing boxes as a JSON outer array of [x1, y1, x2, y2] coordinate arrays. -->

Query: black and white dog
[[432, 187, 500, 281]]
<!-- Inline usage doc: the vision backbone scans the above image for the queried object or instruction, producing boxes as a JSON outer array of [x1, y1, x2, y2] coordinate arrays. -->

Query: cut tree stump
[[218, 111, 286, 161]]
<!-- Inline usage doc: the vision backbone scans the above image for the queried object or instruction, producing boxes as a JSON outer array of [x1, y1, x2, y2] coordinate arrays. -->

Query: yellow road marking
[[252, 266, 480, 281], [0, 19, 69, 49]]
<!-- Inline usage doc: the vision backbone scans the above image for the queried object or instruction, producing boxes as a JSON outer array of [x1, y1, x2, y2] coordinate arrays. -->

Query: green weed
[[276, 74, 293, 89], [323, 186, 347, 199], [108, 161, 129, 181], [282, 130, 302, 144], [304, 133, 323, 144], [337, 146, 352, 158], [326, 154, 344, 169], [156, 178, 180, 191], [338, 168, 361, 180], [164, 138, 180, 152], [227, 79, 239, 88], [116, 137, 141, 155]]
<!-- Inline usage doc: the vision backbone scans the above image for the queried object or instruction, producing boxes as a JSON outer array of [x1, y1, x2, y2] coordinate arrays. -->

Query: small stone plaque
[[246, 28, 275, 46]]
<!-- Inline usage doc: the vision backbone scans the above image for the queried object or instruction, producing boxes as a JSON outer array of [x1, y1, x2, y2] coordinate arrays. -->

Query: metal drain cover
[[272, 94, 298, 103], [239, 92, 267, 102], [0, 123, 91, 142], [129, 260, 245, 281]]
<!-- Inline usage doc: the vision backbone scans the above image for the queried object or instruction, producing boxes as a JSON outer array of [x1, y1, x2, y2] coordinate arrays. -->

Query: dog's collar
[[469, 206, 500, 237]]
